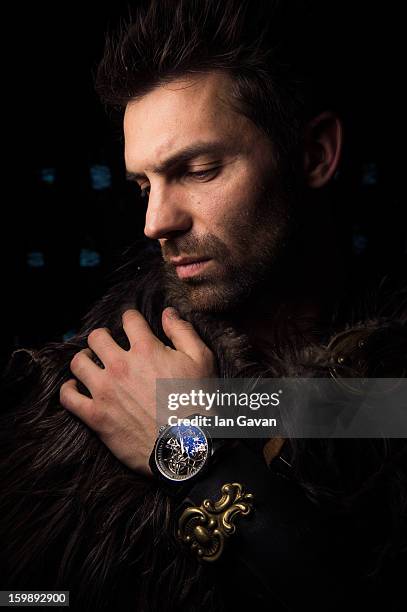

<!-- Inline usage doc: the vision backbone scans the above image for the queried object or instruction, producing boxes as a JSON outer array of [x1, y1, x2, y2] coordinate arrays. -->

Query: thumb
[[162, 307, 209, 361]]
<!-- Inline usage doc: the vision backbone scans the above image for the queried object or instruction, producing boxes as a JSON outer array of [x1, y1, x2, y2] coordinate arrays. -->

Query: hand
[[59, 307, 217, 475]]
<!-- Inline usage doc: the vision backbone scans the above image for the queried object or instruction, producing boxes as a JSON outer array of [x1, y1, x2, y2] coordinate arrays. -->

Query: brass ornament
[[178, 482, 254, 562]]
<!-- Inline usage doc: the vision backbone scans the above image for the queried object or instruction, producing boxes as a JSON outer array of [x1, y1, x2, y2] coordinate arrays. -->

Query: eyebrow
[[125, 140, 233, 181]]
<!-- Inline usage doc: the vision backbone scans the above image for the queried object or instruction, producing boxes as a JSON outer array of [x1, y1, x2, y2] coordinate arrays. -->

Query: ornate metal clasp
[[178, 482, 254, 562]]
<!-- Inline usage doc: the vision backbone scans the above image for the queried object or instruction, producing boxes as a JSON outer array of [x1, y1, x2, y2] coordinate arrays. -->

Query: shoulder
[[327, 272, 407, 377]]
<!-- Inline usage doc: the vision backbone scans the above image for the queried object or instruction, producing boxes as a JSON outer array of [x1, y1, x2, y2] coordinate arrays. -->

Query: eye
[[187, 167, 219, 181]]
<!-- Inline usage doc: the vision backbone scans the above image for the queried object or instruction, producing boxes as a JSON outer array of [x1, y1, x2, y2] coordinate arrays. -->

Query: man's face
[[124, 72, 296, 314]]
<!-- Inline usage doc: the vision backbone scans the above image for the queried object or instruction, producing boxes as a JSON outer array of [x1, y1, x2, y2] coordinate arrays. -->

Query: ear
[[303, 111, 343, 188]]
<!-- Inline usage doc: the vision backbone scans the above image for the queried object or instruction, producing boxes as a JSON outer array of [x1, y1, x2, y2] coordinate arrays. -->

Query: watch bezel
[[151, 419, 213, 484]]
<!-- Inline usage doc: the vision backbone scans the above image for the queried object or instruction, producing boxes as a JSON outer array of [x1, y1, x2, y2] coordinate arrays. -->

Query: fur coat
[[1, 245, 406, 611]]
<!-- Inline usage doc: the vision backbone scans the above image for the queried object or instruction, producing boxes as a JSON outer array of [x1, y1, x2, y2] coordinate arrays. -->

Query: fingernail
[[166, 307, 179, 320]]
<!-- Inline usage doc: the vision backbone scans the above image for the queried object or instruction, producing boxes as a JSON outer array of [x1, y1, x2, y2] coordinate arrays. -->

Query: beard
[[162, 172, 300, 317]]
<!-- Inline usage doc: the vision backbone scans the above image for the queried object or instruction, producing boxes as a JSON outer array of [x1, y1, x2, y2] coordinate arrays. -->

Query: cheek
[[191, 169, 258, 233]]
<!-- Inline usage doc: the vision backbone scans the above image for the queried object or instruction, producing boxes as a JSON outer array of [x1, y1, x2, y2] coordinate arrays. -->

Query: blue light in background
[[27, 251, 45, 267], [79, 248, 101, 267], [352, 230, 368, 255], [361, 162, 377, 186], [90, 164, 112, 190], [41, 168, 56, 184]]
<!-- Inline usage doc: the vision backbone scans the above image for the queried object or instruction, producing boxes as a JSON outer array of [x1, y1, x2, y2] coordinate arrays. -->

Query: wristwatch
[[149, 416, 225, 489]]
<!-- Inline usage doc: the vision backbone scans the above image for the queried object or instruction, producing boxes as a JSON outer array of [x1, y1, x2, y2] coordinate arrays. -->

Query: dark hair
[[96, 0, 340, 164]]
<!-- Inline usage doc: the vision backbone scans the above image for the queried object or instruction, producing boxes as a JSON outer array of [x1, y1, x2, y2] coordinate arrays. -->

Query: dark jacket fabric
[[1, 246, 406, 611]]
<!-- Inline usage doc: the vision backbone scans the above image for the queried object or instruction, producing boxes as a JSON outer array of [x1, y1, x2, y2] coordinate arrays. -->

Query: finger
[[162, 307, 213, 363], [87, 327, 121, 364], [59, 379, 95, 427], [122, 309, 161, 350], [70, 348, 104, 389]]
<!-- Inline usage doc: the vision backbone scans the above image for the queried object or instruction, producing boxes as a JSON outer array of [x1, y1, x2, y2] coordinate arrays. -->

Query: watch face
[[154, 423, 210, 482]]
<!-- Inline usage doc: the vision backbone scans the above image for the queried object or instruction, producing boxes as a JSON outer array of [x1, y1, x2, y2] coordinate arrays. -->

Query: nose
[[143, 184, 192, 240]]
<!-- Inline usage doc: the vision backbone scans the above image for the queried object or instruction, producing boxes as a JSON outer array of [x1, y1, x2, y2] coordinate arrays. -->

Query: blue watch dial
[[154, 424, 210, 481]]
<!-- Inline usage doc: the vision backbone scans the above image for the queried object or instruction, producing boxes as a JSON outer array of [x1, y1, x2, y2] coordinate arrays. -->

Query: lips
[[168, 256, 212, 279]]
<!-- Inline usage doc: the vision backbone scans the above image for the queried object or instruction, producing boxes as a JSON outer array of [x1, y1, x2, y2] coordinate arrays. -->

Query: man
[[1, 1, 406, 611]]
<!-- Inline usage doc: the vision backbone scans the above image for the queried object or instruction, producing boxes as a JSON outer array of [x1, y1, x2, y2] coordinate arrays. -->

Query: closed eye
[[134, 167, 220, 199], [186, 167, 220, 181]]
